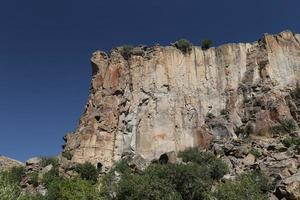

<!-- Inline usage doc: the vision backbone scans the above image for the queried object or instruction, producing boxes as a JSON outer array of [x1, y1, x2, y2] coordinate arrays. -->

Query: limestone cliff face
[[62, 30, 300, 169]]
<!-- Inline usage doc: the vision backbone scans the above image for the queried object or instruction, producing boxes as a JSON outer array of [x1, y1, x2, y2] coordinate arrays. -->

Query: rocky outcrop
[[210, 135, 300, 199], [62, 30, 300, 170], [0, 155, 24, 171]]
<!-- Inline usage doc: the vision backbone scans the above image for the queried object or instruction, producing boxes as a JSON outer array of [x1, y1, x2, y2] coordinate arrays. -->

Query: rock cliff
[[0, 155, 24, 171], [62, 30, 300, 170]]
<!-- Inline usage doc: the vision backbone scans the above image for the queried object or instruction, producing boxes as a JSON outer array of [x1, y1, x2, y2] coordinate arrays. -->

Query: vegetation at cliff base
[[0, 150, 272, 200]]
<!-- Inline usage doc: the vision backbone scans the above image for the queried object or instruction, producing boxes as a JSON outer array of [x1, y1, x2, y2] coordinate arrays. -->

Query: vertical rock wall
[[63, 31, 300, 169]]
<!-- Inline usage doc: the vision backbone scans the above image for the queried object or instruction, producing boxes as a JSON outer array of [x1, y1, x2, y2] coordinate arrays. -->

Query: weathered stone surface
[[0, 155, 24, 171], [63, 30, 300, 169]]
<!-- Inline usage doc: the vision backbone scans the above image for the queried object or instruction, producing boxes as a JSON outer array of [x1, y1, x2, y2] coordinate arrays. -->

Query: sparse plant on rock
[[40, 156, 59, 168], [201, 39, 213, 50], [270, 118, 297, 135], [121, 45, 134, 60], [62, 151, 72, 160], [175, 39, 193, 54]]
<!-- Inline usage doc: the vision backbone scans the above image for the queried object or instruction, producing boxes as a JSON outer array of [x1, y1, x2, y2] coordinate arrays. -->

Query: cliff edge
[[62, 30, 300, 170]]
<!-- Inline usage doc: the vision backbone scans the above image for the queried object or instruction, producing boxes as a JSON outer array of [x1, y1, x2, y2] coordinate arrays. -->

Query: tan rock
[[62, 31, 300, 169]]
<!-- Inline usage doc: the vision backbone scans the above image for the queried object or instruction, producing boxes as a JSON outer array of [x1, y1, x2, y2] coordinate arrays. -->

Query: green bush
[[282, 137, 300, 147], [75, 162, 99, 183], [201, 39, 213, 50], [147, 163, 212, 200], [270, 118, 297, 135], [62, 151, 72, 160], [121, 45, 134, 60], [42, 168, 61, 187], [178, 148, 228, 180], [213, 171, 272, 200], [46, 178, 99, 200], [28, 172, 39, 187], [40, 156, 59, 168], [175, 39, 193, 54], [0, 171, 21, 200], [7, 166, 26, 183], [250, 148, 262, 159], [206, 112, 215, 119], [116, 172, 182, 200]]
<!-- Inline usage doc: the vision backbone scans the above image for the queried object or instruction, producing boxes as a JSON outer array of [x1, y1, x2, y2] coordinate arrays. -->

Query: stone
[[62, 30, 300, 170], [243, 153, 256, 166], [0, 155, 24, 171], [26, 157, 41, 165]]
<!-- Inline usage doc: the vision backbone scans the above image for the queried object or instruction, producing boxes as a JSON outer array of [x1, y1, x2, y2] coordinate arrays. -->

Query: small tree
[[201, 39, 213, 50], [175, 39, 193, 54], [121, 45, 134, 60], [75, 162, 99, 183]]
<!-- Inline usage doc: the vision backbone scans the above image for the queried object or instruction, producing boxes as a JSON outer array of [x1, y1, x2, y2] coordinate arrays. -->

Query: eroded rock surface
[[62, 30, 300, 170], [0, 155, 24, 171]]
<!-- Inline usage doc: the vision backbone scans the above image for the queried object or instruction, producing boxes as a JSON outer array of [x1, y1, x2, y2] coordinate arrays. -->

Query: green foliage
[[75, 162, 99, 183], [113, 160, 130, 174], [250, 148, 263, 159], [206, 112, 215, 119], [175, 39, 193, 54], [146, 163, 212, 200], [40, 156, 59, 168], [178, 148, 229, 180], [116, 172, 182, 200], [213, 171, 272, 200], [121, 45, 134, 60], [28, 172, 39, 187], [62, 151, 72, 160], [42, 168, 61, 187], [201, 39, 213, 50], [270, 118, 297, 135], [282, 137, 300, 147], [8, 166, 26, 183], [0, 171, 21, 200], [46, 178, 100, 200], [18, 194, 45, 200]]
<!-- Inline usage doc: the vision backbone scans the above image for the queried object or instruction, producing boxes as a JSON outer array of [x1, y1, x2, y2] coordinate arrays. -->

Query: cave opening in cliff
[[159, 153, 169, 164], [97, 162, 103, 170]]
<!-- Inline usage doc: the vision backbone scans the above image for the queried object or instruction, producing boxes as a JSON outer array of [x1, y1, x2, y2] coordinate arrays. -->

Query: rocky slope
[[0, 155, 24, 171], [62, 30, 300, 173]]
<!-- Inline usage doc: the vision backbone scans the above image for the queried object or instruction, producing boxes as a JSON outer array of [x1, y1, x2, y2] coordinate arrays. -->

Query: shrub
[[42, 168, 61, 187], [7, 166, 26, 183], [270, 118, 297, 135], [175, 39, 193, 54], [121, 45, 134, 60], [250, 148, 263, 159], [206, 112, 215, 119], [113, 160, 130, 174], [40, 156, 59, 168], [201, 39, 213, 50], [146, 163, 213, 200], [62, 151, 72, 160], [213, 171, 272, 200], [282, 137, 300, 147], [28, 172, 39, 187], [116, 172, 182, 200], [0, 171, 21, 200], [178, 148, 228, 180], [46, 178, 99, 200], [75, 162, 99, 183]]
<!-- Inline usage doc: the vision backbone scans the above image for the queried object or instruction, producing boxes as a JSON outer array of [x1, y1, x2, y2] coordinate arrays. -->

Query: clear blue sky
[[0, 0, 299, 161]]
